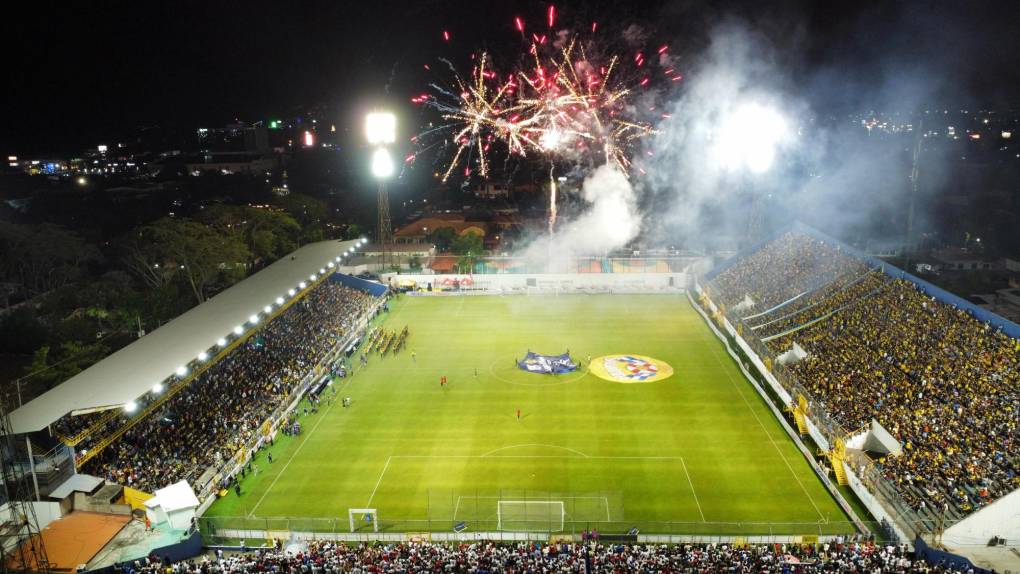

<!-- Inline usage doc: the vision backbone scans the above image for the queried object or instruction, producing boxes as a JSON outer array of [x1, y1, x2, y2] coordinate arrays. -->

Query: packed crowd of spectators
[[711, 233, 861, 311], [749, 270, 890, 340], [119, 541, 980, 573], [76, 282, 375, 493], [708, 232, 1019, 522]]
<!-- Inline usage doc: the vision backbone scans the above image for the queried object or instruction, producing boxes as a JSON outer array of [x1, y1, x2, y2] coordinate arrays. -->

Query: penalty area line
[[366, 456, 392, 507], [680, 456, 706, 522]]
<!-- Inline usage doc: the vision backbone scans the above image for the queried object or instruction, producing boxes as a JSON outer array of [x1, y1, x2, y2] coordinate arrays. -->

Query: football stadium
[[4, 5, 1020, 571], [2, 226, 1017, 573]]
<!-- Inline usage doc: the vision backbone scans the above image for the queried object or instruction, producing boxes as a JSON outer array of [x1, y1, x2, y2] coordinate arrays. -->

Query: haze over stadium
[[1, 1, 1019, 573]]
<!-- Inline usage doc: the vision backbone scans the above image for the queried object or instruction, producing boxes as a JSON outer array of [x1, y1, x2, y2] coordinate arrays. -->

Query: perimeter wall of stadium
[[380, 272, 690, 293]]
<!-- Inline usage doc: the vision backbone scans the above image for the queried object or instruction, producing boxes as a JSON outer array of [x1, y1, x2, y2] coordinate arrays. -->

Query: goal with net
[[348, 508, 378, 532], [497, 500, 565, 532]]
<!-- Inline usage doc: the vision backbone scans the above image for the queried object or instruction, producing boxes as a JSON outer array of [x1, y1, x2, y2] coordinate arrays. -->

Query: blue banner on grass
[[517, 352, 578, 375]]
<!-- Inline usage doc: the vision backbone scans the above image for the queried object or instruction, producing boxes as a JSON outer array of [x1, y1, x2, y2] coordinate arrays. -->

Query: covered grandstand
[[0, 238, 391, 568], [696, 223, 1019, 567], [9, 239, 371, 436]]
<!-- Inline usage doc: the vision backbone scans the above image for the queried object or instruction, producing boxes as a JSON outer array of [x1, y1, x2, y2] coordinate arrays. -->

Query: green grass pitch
[[204, 294, 854, 536]]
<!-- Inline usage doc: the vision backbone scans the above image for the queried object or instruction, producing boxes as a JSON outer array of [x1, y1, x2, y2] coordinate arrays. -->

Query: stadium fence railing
[[197, 515, 896, 545]]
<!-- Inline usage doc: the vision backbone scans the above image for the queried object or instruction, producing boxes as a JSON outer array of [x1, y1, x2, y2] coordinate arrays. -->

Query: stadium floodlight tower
[[366, 111, 396, 270], [711, 102, 788, 248]]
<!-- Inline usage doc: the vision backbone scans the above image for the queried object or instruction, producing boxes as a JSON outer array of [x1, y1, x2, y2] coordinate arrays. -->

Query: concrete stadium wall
[[382, 272, 688, 292], [0, 501, 62, 531], [942, 487, 1020, 548]]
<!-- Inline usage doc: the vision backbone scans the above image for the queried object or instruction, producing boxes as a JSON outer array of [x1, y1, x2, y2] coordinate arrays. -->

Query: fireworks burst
[[410, 6, 680, 230]]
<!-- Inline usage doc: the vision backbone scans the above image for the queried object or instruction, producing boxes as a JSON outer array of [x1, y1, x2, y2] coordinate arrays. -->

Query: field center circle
[[488, 358, 587, 386], [589, 354, 674, 383]]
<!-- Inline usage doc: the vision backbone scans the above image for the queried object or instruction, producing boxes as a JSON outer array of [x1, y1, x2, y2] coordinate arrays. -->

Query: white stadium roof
[[9, 238, 365, 434]]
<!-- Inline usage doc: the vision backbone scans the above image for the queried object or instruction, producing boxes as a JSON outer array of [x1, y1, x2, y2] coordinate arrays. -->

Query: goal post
[[348, 508, 378, 532], [497, 500, 565, 532]]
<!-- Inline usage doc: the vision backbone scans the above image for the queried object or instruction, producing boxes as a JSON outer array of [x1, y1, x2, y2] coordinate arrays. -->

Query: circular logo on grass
[[590, 355, 674, 383]]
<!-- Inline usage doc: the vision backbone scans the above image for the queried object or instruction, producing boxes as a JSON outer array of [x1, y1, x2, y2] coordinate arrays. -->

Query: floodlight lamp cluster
[[366, 111, 397, 179]]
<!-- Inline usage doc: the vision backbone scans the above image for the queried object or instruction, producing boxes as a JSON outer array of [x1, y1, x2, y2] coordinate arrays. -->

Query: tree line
[[0, 192, 351, 404]]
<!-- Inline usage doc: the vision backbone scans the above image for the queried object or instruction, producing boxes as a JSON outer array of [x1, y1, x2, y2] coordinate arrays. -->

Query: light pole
[[366, 112, 396, 270]]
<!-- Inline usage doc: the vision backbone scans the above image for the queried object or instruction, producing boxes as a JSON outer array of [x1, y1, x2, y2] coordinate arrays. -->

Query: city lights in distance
[[303, 131, 315, 147]]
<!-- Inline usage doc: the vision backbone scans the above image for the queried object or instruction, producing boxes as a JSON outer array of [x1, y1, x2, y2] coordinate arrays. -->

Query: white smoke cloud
[[520, 165, 640, 270], [637, 19, 828, 251], [640, 17, 948, 252]]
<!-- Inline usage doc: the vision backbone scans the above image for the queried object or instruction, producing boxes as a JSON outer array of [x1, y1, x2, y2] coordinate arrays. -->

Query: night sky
[[4, 0, 1019, 155]]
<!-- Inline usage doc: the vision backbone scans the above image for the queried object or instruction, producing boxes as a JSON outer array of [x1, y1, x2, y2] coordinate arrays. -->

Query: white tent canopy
[[777, 341, 809, 365], [10, 239, 364, 434]]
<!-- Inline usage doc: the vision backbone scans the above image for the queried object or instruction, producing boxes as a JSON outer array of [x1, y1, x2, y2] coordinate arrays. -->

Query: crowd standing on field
[[710, 231, 1019, 522], [117, 540, 982, 573], [69, 283, 374, 493]]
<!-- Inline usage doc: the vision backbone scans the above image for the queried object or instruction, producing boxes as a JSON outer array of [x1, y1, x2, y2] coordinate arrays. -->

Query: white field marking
[[680, 456, 706, 522], [392, 454, 685, 460], [366, 456, 393, 507], [705, 334, 827, 521], [487, 358, 588, 387], [248, 395, 340, 516], [480, 443, 590, 458], [248, 331, 375, 517], [347, 366, 479, 372]]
